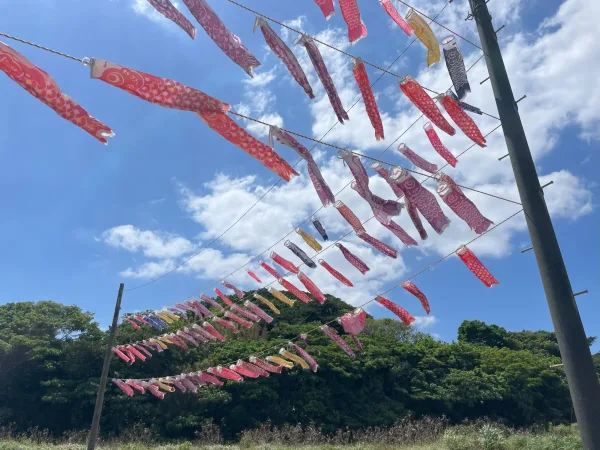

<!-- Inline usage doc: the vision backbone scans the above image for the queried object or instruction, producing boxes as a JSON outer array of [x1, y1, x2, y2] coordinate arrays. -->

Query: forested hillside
[[1, 294, 598, 442]]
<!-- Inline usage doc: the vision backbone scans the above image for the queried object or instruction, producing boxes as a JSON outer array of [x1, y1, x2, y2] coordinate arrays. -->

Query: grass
[[0, 422, 582, 450]]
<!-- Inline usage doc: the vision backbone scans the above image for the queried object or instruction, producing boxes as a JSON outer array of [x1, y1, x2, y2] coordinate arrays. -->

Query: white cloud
[[413, 315, 438, 329], [132, 0, 183, 23], [101, 225, 194, 259], [120, 259, 177, 279]]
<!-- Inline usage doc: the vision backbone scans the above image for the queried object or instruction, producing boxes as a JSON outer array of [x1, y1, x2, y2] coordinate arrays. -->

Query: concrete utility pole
[[467, 0, 600, 448], [87, 283, 124, 450]]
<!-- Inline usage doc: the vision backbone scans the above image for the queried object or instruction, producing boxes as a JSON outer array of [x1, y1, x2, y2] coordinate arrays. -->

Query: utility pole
[[467, 0, 600, 447], [87, 283, 124, 450]]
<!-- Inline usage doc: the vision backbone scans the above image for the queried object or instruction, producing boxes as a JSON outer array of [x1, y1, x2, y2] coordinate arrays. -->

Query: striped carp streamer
[[279, 348, 310, 370], [357, 231, 398, 258], [230, 304, 261, 322], [254, 17, 314, 98], [222, 280, 245, 299], [270, 126, 336, 207], [207, 366, 244, 382], [260, 261, 283, 279], [456, 245, 499, 287], [397, 143, 438, 174], [278, 278, 312, 304], [376, 295, 415, 326], [225, 311, 254, 328], [312, 216, 329, 241], [335, 200, 366, 233], [438, 94, 487, 147], [268, 287, 296, 306], [391, 168, 450, 235], [298, 35, 349, 124], [379, 0, 412, 36], [183, 0, 260, 76], [285, 240, 317, 269], [442, 36, 470, 100], [424, 122, 458, 167], [447, 90, 482, 115], [297, 271, 326, 304], [321, 325, 356, 358], [437, 183, 493, 234], [406, 9, 440, 67], [290, 343, 318, 372], [266, 355, 294, 369], [250, 356, 284, 374], [244, 301, 274, 323], [253, 294, 281, 314], [335, 243, 370, 274], [401, 281, 430, 314], [213, 288, 233, 307], [399, 76, 455, 136], [318, 259, 353, 287], [147, 0, 196, 39], [247, 270, 262, 284], [200, 293, 225, 311], [339, 0, 367, 43], [313, 0, 335, 20], [296, 228, 322, 252], [0, 43, 114, 144], [338, 308, 367, 353], [352, 58, 384, 141]]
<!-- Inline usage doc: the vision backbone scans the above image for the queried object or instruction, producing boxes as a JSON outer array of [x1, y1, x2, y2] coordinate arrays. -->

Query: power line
[[0, 31, 86, 63]]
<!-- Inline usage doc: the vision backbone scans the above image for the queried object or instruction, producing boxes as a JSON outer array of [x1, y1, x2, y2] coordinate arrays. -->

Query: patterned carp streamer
[[260, 261, 283, 279], [268, 287, 296, 306], [338, 149, 370, 196], [391, 168, 450, 235], [335, 200, 366, 233], [295, 228, 322, 252], [437, 183, 493, 234], [376, 295, 415, 326], [319, 259, 353, 287], [285, 240, 317, 269], [406, 9, 440, 67], [271, 251, 300, 274], [247, 270, 262, 284], [224, 311, 254, 329], [230, 363, 259, 379], [456, 245, 499, 287], [243, 301, 274, 323], [338, 308, 367, 353], [321, 325, 356, 358], [230, 304, 261, 322], [270, 126, 336, 207], [147, 0, 196, 39], [0, 43, 113, 144], [424, 122, 458, 167], [298, 35, 348, 124], [379, 219, 418, 247], [339, 0, 367, 43], [213, 288, 233, 307], [278, 278, 312, 304], [183, 0, 260, 76], [442, 36, 470, 100], [249, 356, 284, 374], [350, 181, 403, 226], [399, 76, 455, 136], [438, 94, 487, 147], [398, 143, 438, 173], [357, 231, 398, 259], [213, 317, 239, 333], [222, 280, 245, 299], [200, 293, 225, 311], [401, 281, 430, 314], [371, 163, 405, 198], [447, 90, 482, 115], [312, 216, 329, 241], [352, 58, 384, 140], [313, 0, 335, 19], [290, 343, 318, 372], [207, 366, 243, 382], [298, 271, 326, 304], [379, 0, 412, 36], [336, 243, 370, 274], [255, 17, 314, 98]]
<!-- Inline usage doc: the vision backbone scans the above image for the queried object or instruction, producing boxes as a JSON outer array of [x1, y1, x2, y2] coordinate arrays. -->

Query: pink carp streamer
[[230, 364, 259, 379], [0, 43, 113, 144], [207, 366, 244, 382], [371, 163, 405, 198], [313, 0, 335, 19], [230, 304, 261, 323], [357, 231, 398, 259], [213, 288, 233, 307], [350, 181, 403, 226], [397, 143, 438, 174], [260, 261, 283, 279], [437, 182, 493, 234], [271, 251, 300, 274], [376, 295, 415, 326], [298, 271, 326, 304], [399, 76, 455, 136], [222, 280, 245, 299], [255, 17, 314, 98], [321, 325, 356, 358], [238, 360, 269, 377], [250, 356, 284, 374], [379, 219, 418, 247], [339, 0, 367, 44], [244, 301, 274, 323], [290, 343, 319, 372], [183, 0, 260, 76], [391, 168, 450, 235], [298, 35, 348, 124], [335, 200, 366, 233], [352, 58, 385, 140], [200, 293, 225, 311], [456, 245, 499, 287], [424, 122, 458, 167], [338, 149, 369, 196], [113, 379, 134, 397], [336, 243, 370, 274], [224, 311, 254, 329], [439, 94, 487, 147], [379, 0, 412, 36], [319, 259, 353, 287], [401, 281, 430, 314], [338, 308, 367, 353], [201, 322, 225, 341], [278, 278, 312, 304], [270, 126, 336, 207], [147, 0, 196, 39], [247, 270, 262, 284], [213, 317, 239, 333]]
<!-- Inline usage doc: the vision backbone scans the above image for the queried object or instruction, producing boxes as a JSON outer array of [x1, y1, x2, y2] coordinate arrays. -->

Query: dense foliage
[[0, 293, 596, 442]]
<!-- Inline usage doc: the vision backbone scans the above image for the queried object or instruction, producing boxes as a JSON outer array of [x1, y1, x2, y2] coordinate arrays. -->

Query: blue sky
[[0, 0, 598, 353]]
